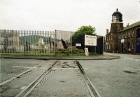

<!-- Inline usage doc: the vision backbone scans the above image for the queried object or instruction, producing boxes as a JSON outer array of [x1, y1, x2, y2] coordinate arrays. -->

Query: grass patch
[[54, 52, 85, 57], [0, 52, 98, 57], [0, 52, 54, 56]]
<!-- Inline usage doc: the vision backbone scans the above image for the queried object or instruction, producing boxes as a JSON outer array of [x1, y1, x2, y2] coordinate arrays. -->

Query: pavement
[[1, 53, 120, 60]]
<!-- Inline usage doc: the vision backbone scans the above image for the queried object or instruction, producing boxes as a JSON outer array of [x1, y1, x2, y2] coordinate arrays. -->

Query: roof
[[112, 9, 122, 16], [121, 21, 140, 31]]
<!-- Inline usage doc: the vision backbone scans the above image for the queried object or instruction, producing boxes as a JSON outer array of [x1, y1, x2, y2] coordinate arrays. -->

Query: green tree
[[72, 25, 96, 49]]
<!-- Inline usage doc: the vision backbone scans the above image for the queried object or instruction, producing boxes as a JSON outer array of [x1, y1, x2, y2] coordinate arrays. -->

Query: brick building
[[105, 9, 140, 54]]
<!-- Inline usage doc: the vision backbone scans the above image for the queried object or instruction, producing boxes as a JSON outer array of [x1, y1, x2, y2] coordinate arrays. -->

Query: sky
[[0, 0, 140, 36]]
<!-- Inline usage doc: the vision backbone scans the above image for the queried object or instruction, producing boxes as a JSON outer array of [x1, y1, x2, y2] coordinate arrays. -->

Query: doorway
[[136, 28, 140, 53]]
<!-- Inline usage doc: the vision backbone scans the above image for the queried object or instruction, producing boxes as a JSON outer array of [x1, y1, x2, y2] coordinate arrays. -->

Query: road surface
[[0, 53, 140, 97]]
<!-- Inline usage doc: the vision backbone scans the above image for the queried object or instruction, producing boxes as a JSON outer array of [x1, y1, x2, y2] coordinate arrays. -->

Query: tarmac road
[[0, 60, 91, 97], [0, 58, 44, 82], [0, 53, 140, 97], [79, 53, 140, 97], [28, 60, 91, 97]]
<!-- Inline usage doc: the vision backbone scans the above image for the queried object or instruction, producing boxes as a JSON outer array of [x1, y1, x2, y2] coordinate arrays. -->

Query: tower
[[110, 8, 123, 53], [112, 8, 122, 23]]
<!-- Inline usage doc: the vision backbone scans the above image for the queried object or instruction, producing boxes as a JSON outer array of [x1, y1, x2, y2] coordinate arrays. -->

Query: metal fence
[[0, 29, 74, 56], [0, 30, 56, 55]]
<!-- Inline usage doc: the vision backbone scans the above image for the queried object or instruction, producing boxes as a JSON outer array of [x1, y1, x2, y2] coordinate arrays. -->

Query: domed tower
[[110, 9, 124, 53], [111, 9, 123, 32], [112, 8, 123, 23]]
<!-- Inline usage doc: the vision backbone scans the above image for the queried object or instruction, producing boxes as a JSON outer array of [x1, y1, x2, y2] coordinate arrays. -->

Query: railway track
[[75, 60, 101, 97], [0, 68, 33, 86], [1, 60, 101, 97], [15, 61, 58, 97], [27, 60, 101, 97], [0, 62, 43, 87]]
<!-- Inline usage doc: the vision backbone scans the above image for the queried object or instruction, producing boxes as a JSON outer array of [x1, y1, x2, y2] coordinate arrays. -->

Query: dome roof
[[112, 8, 122, 16]]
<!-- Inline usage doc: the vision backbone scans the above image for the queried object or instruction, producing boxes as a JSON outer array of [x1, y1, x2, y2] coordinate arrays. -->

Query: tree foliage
[[72, 25, 96, 49]]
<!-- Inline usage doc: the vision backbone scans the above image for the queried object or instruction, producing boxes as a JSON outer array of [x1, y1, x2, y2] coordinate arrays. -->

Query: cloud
[[0, 0, 140, 35]]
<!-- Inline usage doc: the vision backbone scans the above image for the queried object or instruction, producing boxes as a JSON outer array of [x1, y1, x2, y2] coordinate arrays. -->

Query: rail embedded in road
[[0, 62, 44, 86], [75, 60, 101, 97], [1, 60, 102, 97], [15, 61, 58, 97]]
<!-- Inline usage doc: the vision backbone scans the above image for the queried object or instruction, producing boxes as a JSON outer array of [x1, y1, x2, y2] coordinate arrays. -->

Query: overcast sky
[[0, 0, 140, 35]]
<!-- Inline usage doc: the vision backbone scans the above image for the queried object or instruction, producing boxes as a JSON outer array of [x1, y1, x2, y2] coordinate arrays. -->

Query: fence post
[[54, 30, 56, 56], [71, 32, 73, 54], [24, 30, 25, 56]]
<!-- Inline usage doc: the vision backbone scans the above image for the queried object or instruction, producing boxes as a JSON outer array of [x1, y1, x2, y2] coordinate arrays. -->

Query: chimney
[[106, 29, 109, 34], [126, 23, 129, 27]]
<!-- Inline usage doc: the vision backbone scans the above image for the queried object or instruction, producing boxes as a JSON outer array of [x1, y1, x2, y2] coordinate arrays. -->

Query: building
[[105, 9, 140, 54]]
